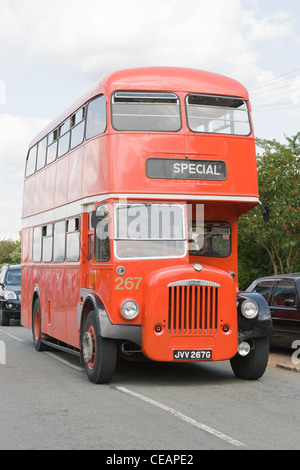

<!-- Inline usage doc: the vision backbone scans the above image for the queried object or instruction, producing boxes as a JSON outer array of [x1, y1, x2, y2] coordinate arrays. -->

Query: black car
[[247, 273, 300, 348], [0, 264, 21, 326]]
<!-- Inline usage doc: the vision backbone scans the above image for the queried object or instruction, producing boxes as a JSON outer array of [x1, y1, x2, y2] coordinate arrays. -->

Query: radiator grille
[[168, 284, 219, 335]]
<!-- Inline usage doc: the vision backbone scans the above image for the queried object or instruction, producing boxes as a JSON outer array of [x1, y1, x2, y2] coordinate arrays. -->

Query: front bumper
[[1, 300, 21, 319]]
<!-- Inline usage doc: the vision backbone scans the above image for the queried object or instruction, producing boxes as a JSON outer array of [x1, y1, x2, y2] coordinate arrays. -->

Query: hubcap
[[83, 326, 96, 369]]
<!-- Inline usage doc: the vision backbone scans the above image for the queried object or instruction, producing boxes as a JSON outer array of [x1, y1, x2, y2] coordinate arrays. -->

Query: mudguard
[[236, 292, 273, 343], [78, 289, 141, 346]]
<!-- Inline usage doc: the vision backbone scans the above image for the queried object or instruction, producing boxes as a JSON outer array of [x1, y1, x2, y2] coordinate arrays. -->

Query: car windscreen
[[5, 269, 21, 285]]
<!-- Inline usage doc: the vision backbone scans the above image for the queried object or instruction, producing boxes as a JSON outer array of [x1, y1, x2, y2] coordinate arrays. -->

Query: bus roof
[[29, 67, 249, 147]]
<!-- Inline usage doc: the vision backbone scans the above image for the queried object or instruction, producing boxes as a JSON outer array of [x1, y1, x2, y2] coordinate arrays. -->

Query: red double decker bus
[[21, 67, 272, 383]]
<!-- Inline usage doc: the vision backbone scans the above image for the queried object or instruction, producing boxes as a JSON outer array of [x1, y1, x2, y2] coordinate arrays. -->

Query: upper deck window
[[70, 106, 85, 150], [111, 92, 181, 132], [86, 95, 107, 139], [36, 137, 47, 171], [25, 145, 37, 177], [186, 94, 251, 136]]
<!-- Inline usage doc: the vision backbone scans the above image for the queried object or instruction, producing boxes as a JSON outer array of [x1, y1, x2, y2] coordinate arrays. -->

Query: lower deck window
[[53, 220, 65, 262], [189, 221, 231, 258], [66, 217, 80, 261]]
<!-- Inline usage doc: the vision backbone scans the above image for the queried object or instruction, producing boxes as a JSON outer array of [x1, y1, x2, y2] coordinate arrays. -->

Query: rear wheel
[[82, 310, 116, 384], [32, 299, 49, 352], [230, 337, 269, 380]]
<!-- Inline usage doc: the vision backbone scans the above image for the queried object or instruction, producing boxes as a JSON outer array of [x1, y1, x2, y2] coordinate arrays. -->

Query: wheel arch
[[31, 285, 40, 328], [78, 289, 141, 354]]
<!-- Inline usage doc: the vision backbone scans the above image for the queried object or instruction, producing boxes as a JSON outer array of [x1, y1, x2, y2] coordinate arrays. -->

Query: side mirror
[[90, 211, 100, 229], [260, 204, 270, 223], [284, 299, 296, 307]]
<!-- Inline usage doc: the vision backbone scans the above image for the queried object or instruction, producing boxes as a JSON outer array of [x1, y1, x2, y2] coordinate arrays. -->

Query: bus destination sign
[[146, 158, 227, 180]]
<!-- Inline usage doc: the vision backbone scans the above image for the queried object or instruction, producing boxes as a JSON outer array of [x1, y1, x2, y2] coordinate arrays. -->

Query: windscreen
[[5, 269, 21, 285], [114, 203, 186, 259]]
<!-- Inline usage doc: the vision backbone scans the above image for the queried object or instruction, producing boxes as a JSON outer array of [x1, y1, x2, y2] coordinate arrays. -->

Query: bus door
[[88, 203, 112, 300]]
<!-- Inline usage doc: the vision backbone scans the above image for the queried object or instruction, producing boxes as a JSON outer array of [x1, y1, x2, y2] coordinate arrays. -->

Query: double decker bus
[[21, 67, 272, 383]]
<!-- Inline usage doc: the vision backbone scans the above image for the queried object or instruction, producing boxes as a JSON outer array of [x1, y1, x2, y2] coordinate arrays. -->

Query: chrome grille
[[168, 282, 219, 335]]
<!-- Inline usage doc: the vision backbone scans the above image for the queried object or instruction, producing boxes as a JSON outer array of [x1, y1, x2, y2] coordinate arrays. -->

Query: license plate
[[173, 350, 212, 360]]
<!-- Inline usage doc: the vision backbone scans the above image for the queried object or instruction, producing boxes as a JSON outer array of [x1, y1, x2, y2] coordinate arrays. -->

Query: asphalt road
[[0, 325, 299, 451]]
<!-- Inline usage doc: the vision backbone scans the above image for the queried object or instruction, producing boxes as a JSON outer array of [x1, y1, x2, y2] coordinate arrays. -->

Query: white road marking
[[0, 329, 23, 341], [44, 351, 83, 371], [116, 386, 247, 448]]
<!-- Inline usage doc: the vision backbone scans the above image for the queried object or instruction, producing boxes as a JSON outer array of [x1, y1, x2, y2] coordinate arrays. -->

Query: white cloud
[[0, 114, 50, 238], [245, 10, 293, 42], [0, 114, 50, 181], [0, 0, 295, 86]]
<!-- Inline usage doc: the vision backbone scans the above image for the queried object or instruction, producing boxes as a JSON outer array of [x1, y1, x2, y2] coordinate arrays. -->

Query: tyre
[[0, 307, 9, 326], [32, 298, 49, 352], [230, 337, 269, 380], [82, 310, 116, 384]]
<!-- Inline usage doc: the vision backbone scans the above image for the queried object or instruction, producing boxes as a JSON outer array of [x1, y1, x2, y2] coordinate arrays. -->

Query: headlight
[[121, 300, 139, 320], [241, 299, 259, 319], [4, 290, 17, 300]]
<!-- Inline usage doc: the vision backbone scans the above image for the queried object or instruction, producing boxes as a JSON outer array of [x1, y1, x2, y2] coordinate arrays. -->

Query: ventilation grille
[[168, 283, 219, 335]]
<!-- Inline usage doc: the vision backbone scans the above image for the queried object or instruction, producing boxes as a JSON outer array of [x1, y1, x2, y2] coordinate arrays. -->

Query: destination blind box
[[146, 158, 227, 180]]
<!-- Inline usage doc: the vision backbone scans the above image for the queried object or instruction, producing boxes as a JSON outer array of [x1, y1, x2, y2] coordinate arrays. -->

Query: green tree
[[0, 233, 21, 267], [238, 133, 300, 288]]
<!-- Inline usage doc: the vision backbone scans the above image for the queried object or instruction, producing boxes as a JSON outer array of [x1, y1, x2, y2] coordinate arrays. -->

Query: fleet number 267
[[115, 277, 142, 290]]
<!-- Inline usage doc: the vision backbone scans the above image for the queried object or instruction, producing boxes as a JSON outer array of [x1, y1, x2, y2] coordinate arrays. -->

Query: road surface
[[0, 325, 299, 451]]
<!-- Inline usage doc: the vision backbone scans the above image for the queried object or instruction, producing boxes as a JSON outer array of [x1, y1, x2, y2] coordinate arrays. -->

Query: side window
[[47, 128, 58, 164], [25, 145, 37, 177], [53, 220, 65, 262], [58, 118, 70, 158], [33, 226, 42, 262], [189, 221, 231, 258], [252, 281, 273, 302], [86, 95, 106, 140], [42, 224, 53, 262], [272, 281, 297, 306], [94, 204, 110, 262], [66, 217, 80, 261], [36, 137, 47, 171], [70, 106, 85, 150]]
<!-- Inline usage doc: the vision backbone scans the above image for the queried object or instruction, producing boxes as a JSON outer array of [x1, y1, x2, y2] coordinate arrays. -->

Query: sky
[[0, 0, 299, 239]]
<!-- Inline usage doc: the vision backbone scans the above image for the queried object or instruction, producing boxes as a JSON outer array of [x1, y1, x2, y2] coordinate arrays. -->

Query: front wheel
[[230, 337, 269, 380], [82, 310, 116, 384]]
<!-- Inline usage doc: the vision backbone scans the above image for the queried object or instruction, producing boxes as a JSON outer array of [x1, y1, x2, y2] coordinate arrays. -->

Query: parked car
[[0, 264, 21, 326], [246, 273, 300, 348]]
